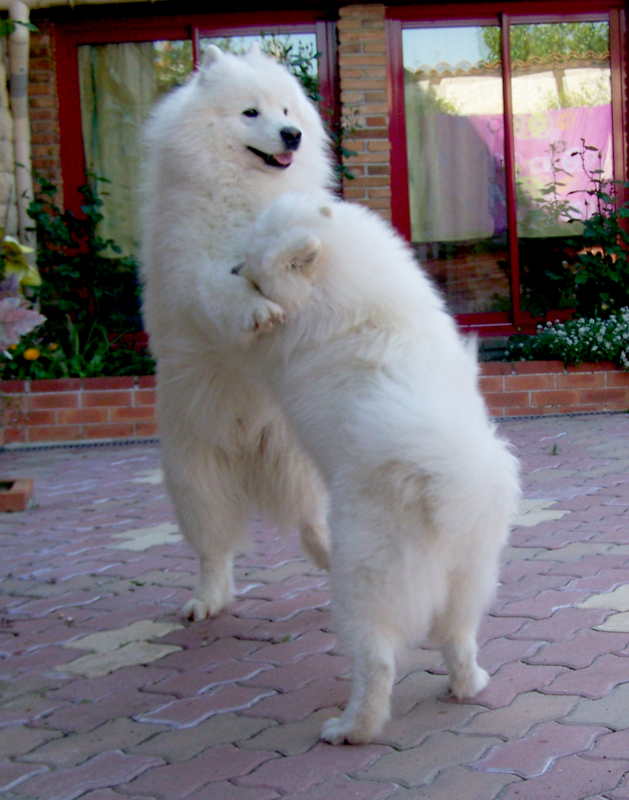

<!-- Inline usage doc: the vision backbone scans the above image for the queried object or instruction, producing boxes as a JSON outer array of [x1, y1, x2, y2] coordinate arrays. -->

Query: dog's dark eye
[[283, 108, 288, 116], [243, 108, 259, 118]]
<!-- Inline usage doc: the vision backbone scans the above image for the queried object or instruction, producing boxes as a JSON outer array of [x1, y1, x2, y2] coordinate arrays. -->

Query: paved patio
[[1, 413, 629, 800]]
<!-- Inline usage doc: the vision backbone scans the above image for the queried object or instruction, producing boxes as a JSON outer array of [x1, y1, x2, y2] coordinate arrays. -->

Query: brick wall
[[337, 4, 392, 218], [1, 376, 157, 445], [2, 365, 629, 446], [29, 23, 62, 203], [482, 362, 629, 417]]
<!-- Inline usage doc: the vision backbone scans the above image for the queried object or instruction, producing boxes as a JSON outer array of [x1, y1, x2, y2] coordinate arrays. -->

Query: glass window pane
[[511, 21, 612, 314], [78, 40, 194, 257], [200, 32, 319, 95], [403, 26, 511, 315]]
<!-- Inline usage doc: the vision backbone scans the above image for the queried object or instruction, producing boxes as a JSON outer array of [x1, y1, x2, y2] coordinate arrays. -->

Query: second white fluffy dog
[[236, 192, 520, 745]]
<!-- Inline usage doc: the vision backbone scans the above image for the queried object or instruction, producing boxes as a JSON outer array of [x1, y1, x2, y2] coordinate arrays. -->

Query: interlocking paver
[[17, 750, 164, 800], [2, 415, 629, 798], [235, 741, 387, 794], [471, 720, 606, 778], [498, 754, 628, 800], [353, 731, 500, 787], [121, 745, 277, 799], [462, 690, 578, 739]]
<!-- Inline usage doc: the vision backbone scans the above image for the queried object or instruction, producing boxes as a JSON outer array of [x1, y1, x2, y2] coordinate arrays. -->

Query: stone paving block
[[234, 741, 388, 794], [17, 750, 164, 800], [135, 685, 276, 728], [34, 688, 172, 735], [148, 660, 270, 698], [242, 630, 336, 665], [238, 679, 349, 724], [608, 775, 629, 800], [121, 745, 276, 800], [47, 664, 177, 703], [0, 725, 61, 759], [130, 713, 274, 760], [0, 759, 47, 793], [581, 728, 629, 761], [245, 653, 349, 692], [353, 731, 500, 788], [58, 641, 183, 678], [374, 696, 480, 750], [76, 791, 156, 800], [477, 613, 528, 644], [281, 774, 396, 800], [390, 766, 518, 800], [478, 636, 541, 675], [498, 754, 628, 800], [525, 629, 629, 669], [468, 662, 566, 710], [495, 589, 592, 620], [22, 718, 166, 767], [471, 720, 606, 778], [542, 654, 629, 699], [508, 606, 611, 642], [0, 694, 61, 727], [236, 709, 338, 756], [187, 781, 281, 800], [564, 683, 629, 730], [462, 691, 578, 739]]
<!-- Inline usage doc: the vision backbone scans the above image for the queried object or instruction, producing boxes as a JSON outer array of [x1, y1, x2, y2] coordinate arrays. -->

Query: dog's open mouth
[[247, 147, 294, 169]]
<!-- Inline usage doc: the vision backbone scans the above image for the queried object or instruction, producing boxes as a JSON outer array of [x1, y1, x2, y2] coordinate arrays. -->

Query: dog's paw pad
[[249, 300, 286, 334]]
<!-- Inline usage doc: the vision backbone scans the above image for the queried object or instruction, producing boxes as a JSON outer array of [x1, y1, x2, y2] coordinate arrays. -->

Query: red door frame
[[54, 11, 339, 217], [386, 1, 627, 335]]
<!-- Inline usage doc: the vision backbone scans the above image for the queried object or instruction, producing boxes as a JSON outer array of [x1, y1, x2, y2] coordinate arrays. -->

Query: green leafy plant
[[505, 309, 629, 370], [566, 140, 629, 316], [0, 173, 154, 379]]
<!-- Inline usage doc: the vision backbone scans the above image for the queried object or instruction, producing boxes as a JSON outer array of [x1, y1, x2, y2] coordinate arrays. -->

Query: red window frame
[[54, 11, 338, 216], [386, 1, 628, 335]]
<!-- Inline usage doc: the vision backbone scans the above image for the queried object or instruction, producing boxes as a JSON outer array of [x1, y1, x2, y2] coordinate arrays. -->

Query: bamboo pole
[[8, 0, 34, 252]]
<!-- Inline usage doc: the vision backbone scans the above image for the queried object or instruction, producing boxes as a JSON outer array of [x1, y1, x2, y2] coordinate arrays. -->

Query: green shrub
[[0, 174, 154, 379], [505, 309, 629, 370]]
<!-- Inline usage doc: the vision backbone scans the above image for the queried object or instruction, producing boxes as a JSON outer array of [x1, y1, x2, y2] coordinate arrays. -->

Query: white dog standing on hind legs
[[140, 45, 335, 621], [236, 192, 522, 744]]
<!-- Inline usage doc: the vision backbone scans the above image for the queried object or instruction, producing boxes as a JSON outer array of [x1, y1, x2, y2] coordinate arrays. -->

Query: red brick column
[[338, 4, 391, 219], [29, 22, 62, 203]]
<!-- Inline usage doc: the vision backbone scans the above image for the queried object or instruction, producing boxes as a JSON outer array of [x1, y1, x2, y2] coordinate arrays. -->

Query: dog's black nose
[[281, 127, 302, 151]]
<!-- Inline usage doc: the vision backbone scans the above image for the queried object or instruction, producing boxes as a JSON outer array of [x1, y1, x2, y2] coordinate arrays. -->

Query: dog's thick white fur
[[239, 193, 521, 744], [140, 46, 335, 621]]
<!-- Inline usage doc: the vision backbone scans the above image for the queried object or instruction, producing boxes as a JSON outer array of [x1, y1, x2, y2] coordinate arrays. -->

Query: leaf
[[0, 298, 46, 349]]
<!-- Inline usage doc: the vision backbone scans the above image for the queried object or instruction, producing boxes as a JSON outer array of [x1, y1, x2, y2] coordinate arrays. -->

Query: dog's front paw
[[321, 715, 374, 745], [245, 298, 286, 335], [450, 665, 489, 699]]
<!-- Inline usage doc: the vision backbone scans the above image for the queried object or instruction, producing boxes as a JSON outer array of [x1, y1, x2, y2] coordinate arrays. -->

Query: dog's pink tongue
[[274, 152, 294, 166]]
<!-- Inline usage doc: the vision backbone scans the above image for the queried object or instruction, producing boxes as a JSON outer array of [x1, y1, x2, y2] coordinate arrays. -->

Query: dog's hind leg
[[321, 627, 396, 745], [434, 558, 498, 699], [162, 441, 245, 621], [254, 417, 331, 572], [320, 507, 399, 744]]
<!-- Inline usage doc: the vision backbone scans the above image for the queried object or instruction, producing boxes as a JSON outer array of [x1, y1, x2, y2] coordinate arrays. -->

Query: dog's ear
[[286, 234, 322, 276], [201, 45, 223, 70]]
